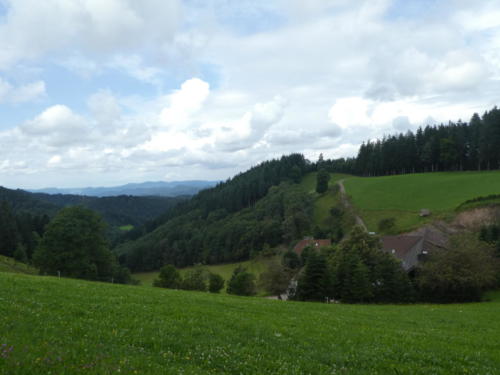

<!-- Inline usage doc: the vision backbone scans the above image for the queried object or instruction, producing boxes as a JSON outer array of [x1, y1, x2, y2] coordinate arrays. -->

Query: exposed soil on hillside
[[454, 207, 500, 229]]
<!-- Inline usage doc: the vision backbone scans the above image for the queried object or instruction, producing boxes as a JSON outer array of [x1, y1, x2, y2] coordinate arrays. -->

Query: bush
[[378, 217, 396, 233], [180, 268, 207, 291], [154, 264, 181, 289], [259, 260, 293, 295], [417, 235, 499, 302], [227, 266, 256, 296], [208, 273, 225, 293]]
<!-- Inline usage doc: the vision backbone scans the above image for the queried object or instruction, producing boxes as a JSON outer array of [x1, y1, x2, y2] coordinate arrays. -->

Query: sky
[[1, 0, 500, 189]]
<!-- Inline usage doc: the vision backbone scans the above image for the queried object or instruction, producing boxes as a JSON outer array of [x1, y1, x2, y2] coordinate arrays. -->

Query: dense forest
[[0, 186, 185, 227], [0, 200, 49, 261], [0, 186, 186, 262], [332, 107, 500, 176], [117, 154, 315, 271]]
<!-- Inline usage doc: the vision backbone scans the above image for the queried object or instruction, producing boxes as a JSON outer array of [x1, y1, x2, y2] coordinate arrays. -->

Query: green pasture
[[118, 225, 134, 231], [343, 171, 500, 232], [1, 272, 500, 374], [134, 257, 273, 289]]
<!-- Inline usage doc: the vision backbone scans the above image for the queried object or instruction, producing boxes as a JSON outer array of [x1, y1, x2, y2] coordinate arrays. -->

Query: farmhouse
[[381, 235, 427, 271], [293, 238, 331, 255]]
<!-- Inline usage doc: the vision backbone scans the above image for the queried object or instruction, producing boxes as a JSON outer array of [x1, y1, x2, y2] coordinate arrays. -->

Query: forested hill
[[32, 193, 186, 227], [324, 106, 500, 177], [0, 186, 186, 227], [116, 154, 313, 271]]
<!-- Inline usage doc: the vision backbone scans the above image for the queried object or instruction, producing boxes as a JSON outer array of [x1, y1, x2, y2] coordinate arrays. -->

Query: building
[[381, 235, 426, 271]]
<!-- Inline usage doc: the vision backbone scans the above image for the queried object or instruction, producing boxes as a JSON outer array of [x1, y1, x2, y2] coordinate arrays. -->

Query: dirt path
[[337, 179, 368, 232]]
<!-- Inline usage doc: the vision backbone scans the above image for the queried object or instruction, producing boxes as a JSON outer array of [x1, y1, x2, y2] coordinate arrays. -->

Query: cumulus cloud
[[0, 0, 182, 69], [1, 1, 500, 188], [20, 105, 91, 147]]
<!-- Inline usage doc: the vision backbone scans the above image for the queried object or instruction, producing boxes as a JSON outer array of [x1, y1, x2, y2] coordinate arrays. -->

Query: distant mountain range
[[29, 180, 218, 197]]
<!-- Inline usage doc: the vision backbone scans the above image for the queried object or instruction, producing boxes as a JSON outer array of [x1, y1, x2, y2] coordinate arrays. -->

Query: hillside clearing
[[299, 172, 351, 230], [343, 171, 500, 233], [1, 272, 500, 374]]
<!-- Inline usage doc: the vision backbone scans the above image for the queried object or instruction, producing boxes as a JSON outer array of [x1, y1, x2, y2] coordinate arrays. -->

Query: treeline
[[324, 106, 500, 176], [0, 200, 49, 262]]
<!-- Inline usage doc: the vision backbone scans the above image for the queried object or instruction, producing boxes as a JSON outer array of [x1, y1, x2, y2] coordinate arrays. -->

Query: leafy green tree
[[259, 260, 293, 295], [227, 266, 256, 296], [13, 243, 28, 263], [33, 206, 115, 281], [316, 168, 330, 194], [154, 264, 181, 289], [417, 235, 499, 302], [208, 273, 225, 293], [180, 268, 207, 291]]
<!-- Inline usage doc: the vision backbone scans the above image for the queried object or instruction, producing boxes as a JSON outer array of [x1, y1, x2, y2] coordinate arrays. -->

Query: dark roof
[[293, 239, 331, 255], [381, 235, 422, 259]]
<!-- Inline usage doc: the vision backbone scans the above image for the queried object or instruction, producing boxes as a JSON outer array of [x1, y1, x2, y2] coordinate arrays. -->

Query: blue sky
[[1, 0, 500, 188]]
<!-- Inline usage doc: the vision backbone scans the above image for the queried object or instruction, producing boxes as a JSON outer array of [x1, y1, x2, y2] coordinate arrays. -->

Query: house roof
[[293, 239, 331, 255], [381, 235, 422, 259]]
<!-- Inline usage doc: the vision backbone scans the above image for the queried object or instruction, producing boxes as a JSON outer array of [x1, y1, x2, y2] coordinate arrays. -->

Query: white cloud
[[2, 1, 500, 188], [0, 0, 182, 69], [21, 105, 91, 147], [0, 77, 45, 103], [159, 78, 210, 128]]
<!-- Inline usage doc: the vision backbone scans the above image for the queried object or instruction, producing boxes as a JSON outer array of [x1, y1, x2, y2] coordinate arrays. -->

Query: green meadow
[[134, 258, 272, 288], [1, 272, 500, 374], [343, 171, 500, 232]]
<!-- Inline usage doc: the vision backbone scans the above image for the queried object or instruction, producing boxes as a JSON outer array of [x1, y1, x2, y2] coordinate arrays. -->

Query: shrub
[[227, 266, 256, 296], [154, 264, 181, 289], [378, 217, 396, 233], [417, 235, 499, 302], [208, 273, 225, 293]]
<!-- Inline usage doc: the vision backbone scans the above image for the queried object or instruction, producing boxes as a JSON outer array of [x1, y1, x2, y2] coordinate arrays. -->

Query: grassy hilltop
[[1, 272, 500, 374], [343, 170, 500, 232]]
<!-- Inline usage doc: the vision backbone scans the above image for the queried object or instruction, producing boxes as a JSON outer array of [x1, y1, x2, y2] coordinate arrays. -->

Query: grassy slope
[[0, 255, 37, 275], [1, 272, 500, 374], [134, 257, 273, 289], [343, 171, 500, 232]]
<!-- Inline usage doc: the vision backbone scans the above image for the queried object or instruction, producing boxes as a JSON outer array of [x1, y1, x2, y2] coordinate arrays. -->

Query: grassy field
[[343, 171, 500, 233], [134, 257, 274, 289], [0, 255, 37, 275], [1, 272, 500, 374]]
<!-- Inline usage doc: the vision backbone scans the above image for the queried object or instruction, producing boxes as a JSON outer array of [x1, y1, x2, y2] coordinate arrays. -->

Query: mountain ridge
[[28, 180, 218, 197]]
